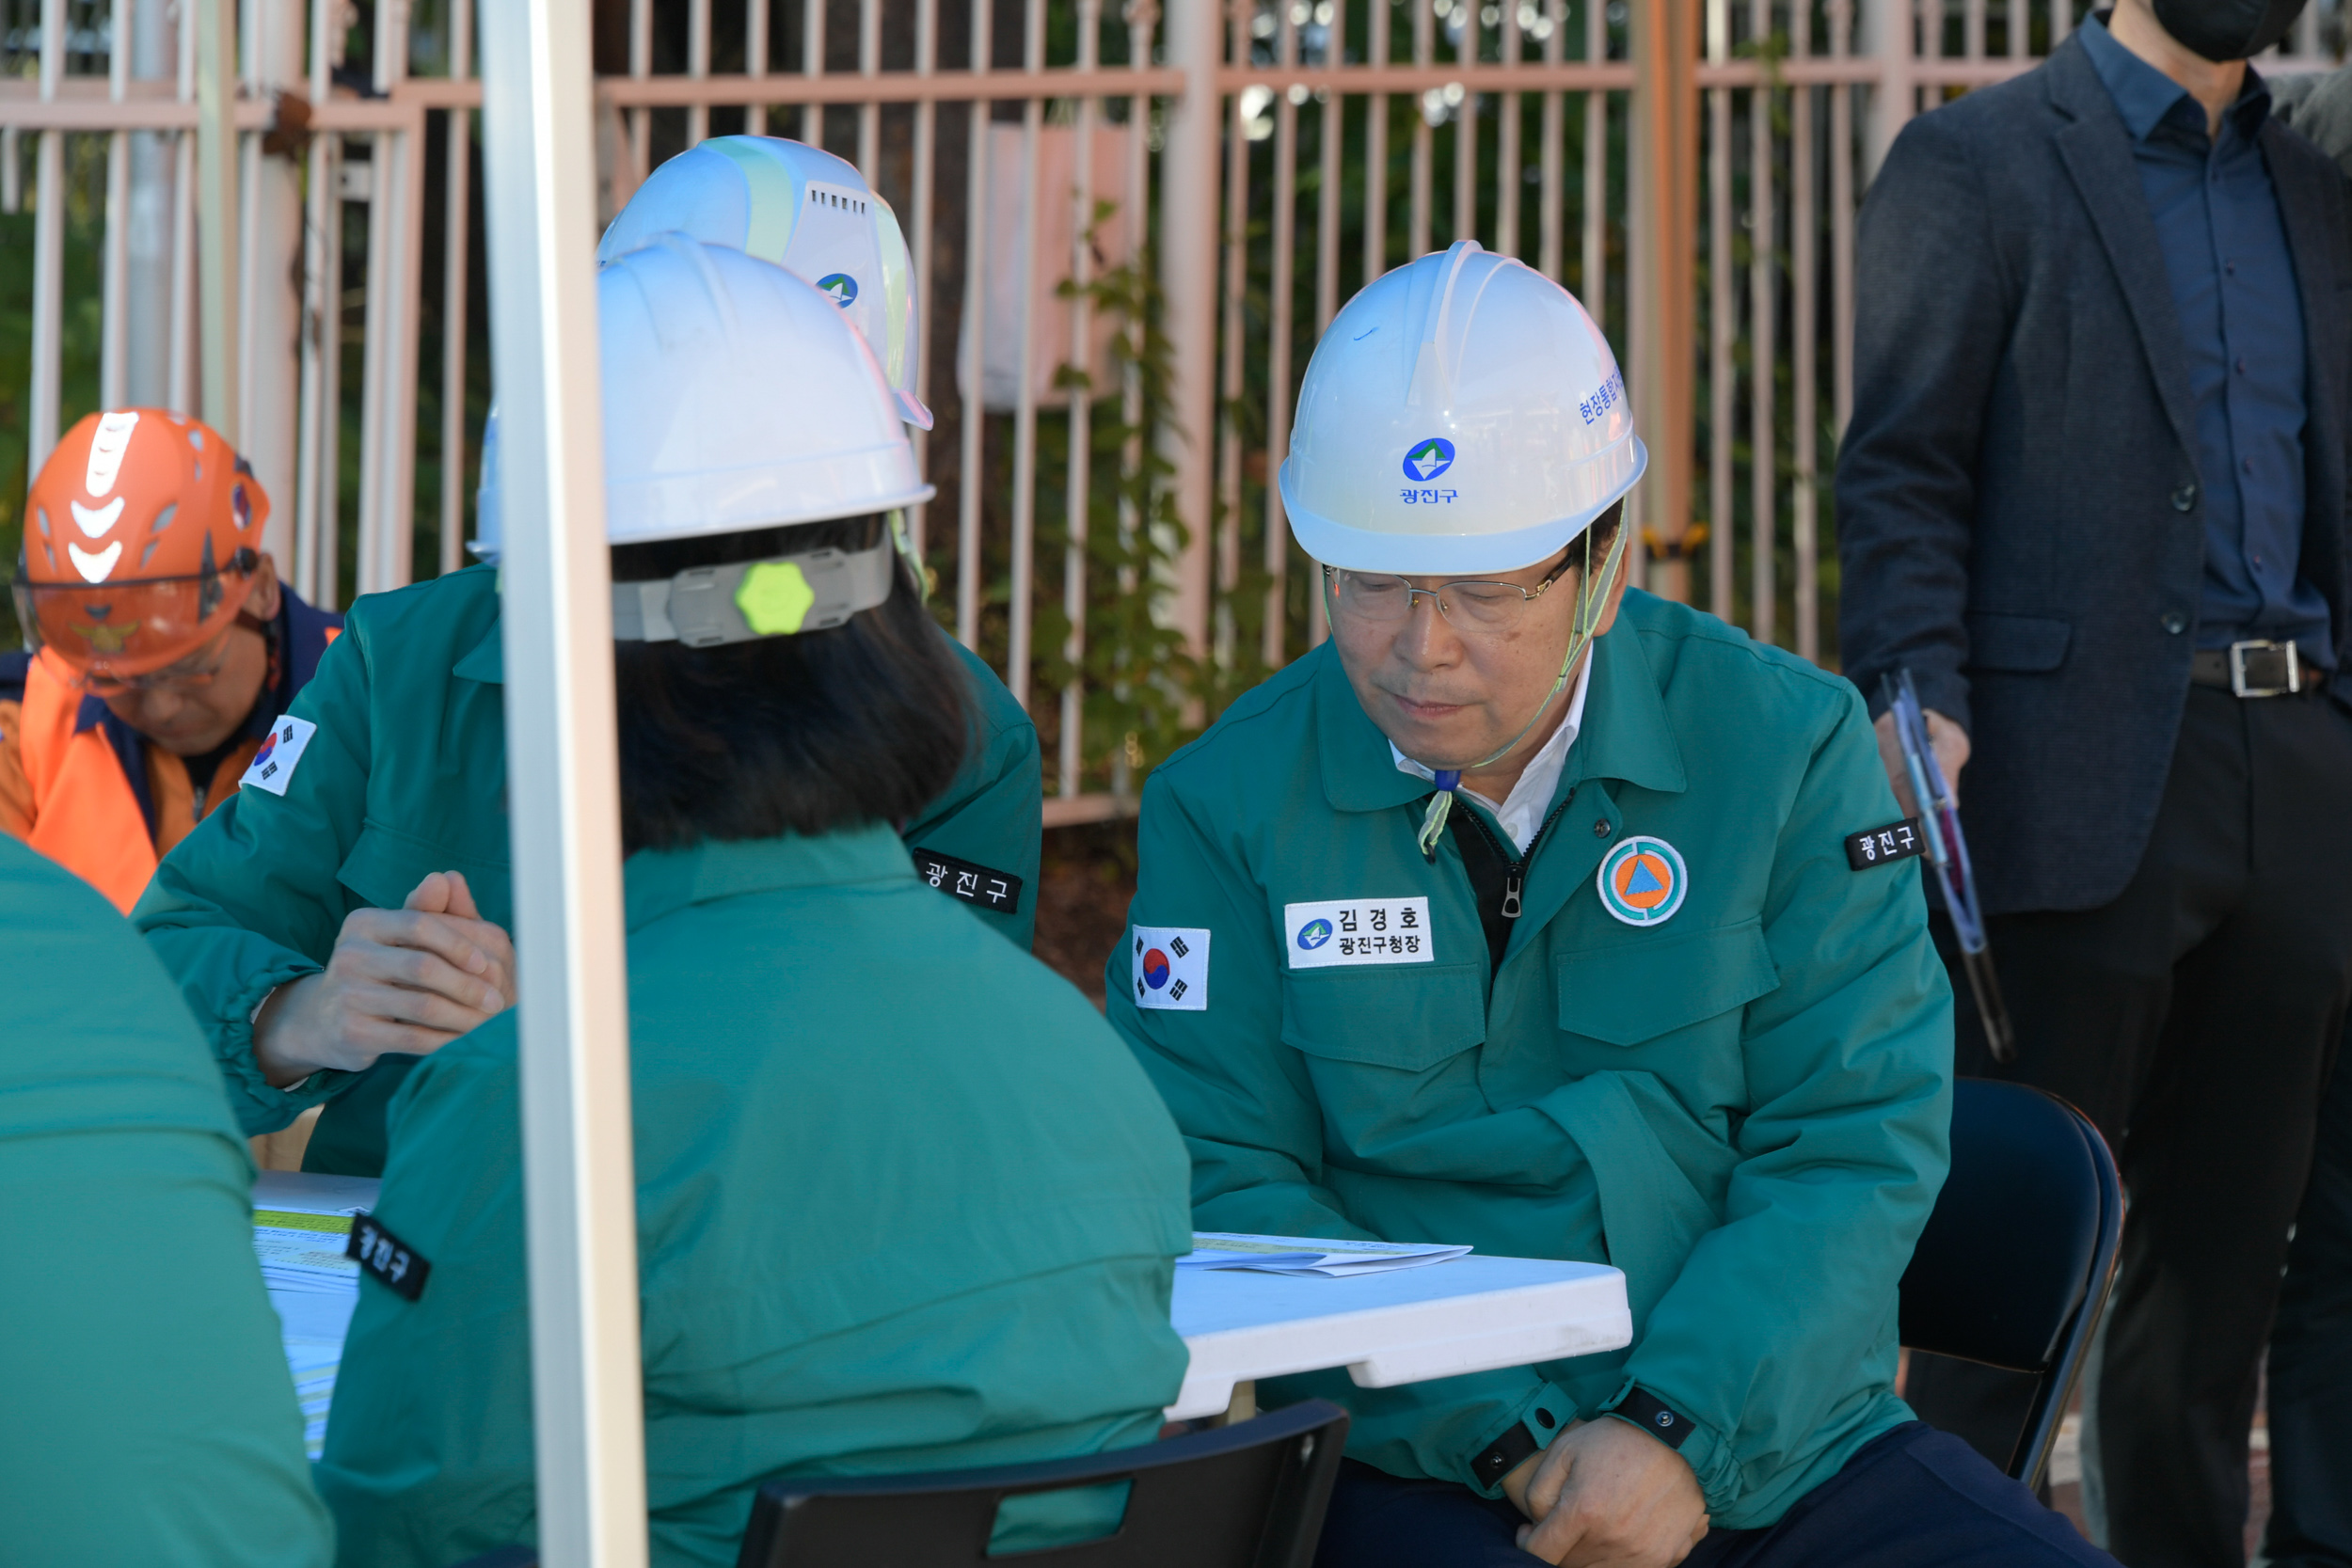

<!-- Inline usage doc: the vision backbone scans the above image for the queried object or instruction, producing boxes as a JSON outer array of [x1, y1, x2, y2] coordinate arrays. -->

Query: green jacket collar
[[623, 822, 914, 932], [1315, 611, 1686, 816]]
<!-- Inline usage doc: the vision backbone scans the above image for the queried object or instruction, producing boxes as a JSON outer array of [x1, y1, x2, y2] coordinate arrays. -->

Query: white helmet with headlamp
[[1281, 241, 1643, 858]]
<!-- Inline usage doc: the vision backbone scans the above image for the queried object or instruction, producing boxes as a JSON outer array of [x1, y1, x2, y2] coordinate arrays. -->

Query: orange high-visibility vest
[[9, 650, 175, 912]]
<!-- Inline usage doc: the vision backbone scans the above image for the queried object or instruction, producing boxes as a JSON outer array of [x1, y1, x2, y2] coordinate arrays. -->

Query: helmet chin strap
[[1408, 514, 1631, 862]]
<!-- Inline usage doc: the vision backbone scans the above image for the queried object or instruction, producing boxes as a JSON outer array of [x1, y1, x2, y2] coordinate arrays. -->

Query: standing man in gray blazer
[[1837, 0, 2352, 1560]]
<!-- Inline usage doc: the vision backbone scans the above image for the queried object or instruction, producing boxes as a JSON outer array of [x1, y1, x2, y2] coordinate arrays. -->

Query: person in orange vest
[[2, 409, 342, 913]]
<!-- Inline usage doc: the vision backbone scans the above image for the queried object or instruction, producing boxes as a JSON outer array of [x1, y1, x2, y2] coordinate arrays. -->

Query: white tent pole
[[475, 3, 648, 1565]]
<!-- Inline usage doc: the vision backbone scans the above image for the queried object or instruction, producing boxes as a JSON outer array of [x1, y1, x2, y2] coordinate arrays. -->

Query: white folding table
[[257, 1173, 1632, 1434]]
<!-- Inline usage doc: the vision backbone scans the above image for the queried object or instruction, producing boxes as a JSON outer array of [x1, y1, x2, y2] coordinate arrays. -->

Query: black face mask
[[2149, 0, 2309, 61]]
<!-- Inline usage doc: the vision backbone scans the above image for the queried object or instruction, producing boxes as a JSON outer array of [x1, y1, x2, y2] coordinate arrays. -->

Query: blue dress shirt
[[2081, 15, 2332, 668]]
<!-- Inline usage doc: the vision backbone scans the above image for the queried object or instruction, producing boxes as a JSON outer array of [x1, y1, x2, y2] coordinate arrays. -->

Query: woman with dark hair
[[312, 240, 1194, 1568]]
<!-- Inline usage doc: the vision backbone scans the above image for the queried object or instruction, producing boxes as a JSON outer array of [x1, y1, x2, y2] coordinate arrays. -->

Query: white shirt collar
[[1389, 656, 1595, 855]]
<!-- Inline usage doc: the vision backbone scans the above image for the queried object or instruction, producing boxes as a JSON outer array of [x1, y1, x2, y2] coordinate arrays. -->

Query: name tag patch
[[1133, 926, 1210, 1010], [1846, 818, 1925, 871], [1283, 897, 1433, 969], [346, 1212, 431, 1302], [910, 847, 1024, 912], [239, 714, 318, 797]]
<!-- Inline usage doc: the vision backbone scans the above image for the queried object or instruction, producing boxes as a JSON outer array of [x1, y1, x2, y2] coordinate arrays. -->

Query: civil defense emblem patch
[[1596, 835, 1687, 927]]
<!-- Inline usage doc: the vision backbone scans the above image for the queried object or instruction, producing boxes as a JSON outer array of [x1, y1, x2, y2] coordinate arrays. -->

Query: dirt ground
[[1031, 820, 1140, 1007]]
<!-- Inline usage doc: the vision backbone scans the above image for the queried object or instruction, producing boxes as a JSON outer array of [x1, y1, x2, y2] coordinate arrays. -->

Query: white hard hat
[[599, 236, 933, 548], [597, 136, 932, 432], [1279, 241, 1645, 577]]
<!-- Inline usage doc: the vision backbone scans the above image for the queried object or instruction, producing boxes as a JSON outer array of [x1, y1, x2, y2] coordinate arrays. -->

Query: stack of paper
[[1178, 1232, 1472, 1276], [283, 1337, 343, 1460], [253, 1209, 360, 1297]]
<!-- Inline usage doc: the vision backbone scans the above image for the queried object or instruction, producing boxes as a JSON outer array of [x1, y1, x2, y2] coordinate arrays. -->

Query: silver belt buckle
[[2228, 638, 2301, 698]]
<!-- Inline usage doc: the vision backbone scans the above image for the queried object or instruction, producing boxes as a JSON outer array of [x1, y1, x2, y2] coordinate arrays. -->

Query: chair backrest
[[1898, 1078, 2122, 1484], [736, 1400, 1352, 1568]]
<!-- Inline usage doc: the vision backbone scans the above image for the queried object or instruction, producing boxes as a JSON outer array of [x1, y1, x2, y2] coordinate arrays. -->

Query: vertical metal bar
[[1061, 0, 1102, 800], [1410, 0, 1431, 258], [688, 0, 710, 146], [1791, 0, 1817, 661], [1453, 19, 1477, 247], [1160, 0, 1221, 666], [1630, 0, 1699, 601], [628, 0, 649, 195], [197, 0, 241, 436], [371, 118, 427, 593], [956, 0, 991, 648], [907, 0, 936, 553], [169, 129, 198, 415], [1496, 4, 1519, 257], [1538, 0, 1564, 280], [1313, 0, 1344, 332], [1829, 0, 1852, 435], [1115, 0, 1150, 689], [1, 129, 17, 215], [1007, 0, 1044, 705], [28, 0, 66, 475], [1581, 0, 1605, 317], [745, 0, 768, 135], [1264, 0, 1297, 666], [1706, 0, 1730, 620], [440, 0, 476, 576], [1964, 0, 1983, 64], [1308, 0, 1345, 650], [295, 128, 338, 602], [802, 0, 827, 144], [476, 3, 646, 1562], [2008, 0, 2023, 55], [1363, 0, 1390, 287], [102, 0, 133, 411], [1748, 0, 1774, 645], [1214, 0, 1247, 670], [1867, 0, 1911, 169], [857, 0, 881, 182]]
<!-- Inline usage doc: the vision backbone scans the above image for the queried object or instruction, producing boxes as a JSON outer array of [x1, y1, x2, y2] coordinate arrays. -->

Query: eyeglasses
[[1323, 553, 1576, 636]]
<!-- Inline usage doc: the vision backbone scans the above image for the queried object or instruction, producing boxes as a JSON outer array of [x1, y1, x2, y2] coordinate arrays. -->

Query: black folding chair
[[736, 1400, 1349, 1567], [447, 1400, 1350, 1568], [1898, 1078, 2122, 1489]]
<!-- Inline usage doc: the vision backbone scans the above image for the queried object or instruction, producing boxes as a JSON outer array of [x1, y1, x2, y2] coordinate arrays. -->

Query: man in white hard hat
[[132, 179, 1033, 1177], [1106, 244, 2112, 1566]]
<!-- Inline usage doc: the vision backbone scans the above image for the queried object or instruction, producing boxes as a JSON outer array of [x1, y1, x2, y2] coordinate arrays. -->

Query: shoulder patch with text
[[910, 847, 1024, 913], [239, 714, 318, 797], [1846, 818, 1925, 871], [1282, 897, 1434, 969], [1132, 926, 1210, 1010], [346, 1212, 431, 1302]]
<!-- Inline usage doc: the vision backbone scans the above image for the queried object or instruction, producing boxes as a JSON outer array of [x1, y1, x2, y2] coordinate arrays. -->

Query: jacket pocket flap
[[1965, 611, 2072, 673], [1555, 920, 1778, 1046], [1282, 961, 1488, 1072], [339, 818, 513, 924]]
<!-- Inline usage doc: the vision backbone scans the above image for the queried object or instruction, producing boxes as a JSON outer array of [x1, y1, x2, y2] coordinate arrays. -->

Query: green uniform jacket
[[1105, 592, 1952, 1530], [0, 834, 333, 1567], [316, 825, 1193, 1568], [133, 564, 1042, 1162]]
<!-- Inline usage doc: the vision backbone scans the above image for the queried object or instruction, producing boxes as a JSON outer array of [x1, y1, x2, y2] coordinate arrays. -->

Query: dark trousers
[[2266, 1018, 2352, 1568], [1908, 686, 2352, 1567], [1311, 1423, 2114, 1568]]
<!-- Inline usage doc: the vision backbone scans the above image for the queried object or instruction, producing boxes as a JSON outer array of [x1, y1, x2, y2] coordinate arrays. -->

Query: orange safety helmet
[[12, 408, 270, 681]]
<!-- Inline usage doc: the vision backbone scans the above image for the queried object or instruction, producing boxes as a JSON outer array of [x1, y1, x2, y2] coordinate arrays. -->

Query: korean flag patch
[[1132, 926, 1210, 1011], [239, 714, 318, 797]]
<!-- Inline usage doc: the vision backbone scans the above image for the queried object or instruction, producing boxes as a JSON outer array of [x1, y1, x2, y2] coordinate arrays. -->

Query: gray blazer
[[1836, 32, 2352, 916]]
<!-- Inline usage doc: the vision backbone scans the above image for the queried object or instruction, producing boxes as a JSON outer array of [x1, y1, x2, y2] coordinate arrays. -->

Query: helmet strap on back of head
[[1411, 507, 1632, 861], [611, 534, 897, 646]]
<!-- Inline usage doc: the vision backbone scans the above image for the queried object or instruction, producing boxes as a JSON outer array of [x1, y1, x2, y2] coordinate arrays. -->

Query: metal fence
[[2, 0, 2338, 825]]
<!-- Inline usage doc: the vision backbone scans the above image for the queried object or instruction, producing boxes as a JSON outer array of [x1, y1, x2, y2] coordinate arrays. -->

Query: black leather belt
[[2189, 641, 2328, 698]]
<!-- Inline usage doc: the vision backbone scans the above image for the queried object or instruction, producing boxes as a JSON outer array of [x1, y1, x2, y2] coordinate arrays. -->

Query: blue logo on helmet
[[816, 273, 859, 308], [1296, 918, 1334, 951], [1403, 437, 1455, 483]]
